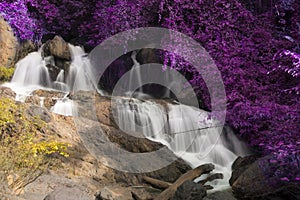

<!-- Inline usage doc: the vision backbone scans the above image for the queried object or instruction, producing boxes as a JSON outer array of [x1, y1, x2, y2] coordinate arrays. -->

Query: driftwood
[[154, 163, 215, 200], [143, 176, 172, 189], [135, 163, 220, 200]]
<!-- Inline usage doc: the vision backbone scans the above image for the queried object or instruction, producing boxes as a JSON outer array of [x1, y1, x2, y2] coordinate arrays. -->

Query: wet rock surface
[[42, 36, 71, 81], [95, 186, 156, 200]]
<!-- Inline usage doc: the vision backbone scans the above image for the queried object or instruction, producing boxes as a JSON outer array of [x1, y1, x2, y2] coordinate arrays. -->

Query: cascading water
[[50, 94, 76, 117], [3, 44, 250, 191], [4, 44, 96, 116], [113, 97, 249, 190], [11, 51, 52, 87], [67, 45, 96, 92], [128, 51, 143, 94]]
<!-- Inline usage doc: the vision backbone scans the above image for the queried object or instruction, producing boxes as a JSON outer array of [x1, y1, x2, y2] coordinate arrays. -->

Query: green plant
[[0, 66, 14, 82], [0, 98, 70, 184]]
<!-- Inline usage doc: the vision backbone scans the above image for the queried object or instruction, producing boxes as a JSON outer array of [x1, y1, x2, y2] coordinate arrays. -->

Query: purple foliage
[[0, 0, 42, 41], [157, 0, 300, 184], [0, 0, 299, 185]]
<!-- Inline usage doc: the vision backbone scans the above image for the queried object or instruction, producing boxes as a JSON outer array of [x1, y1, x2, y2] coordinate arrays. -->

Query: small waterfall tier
[[4, 44, 96, 116], [112, 97, 249, 190]]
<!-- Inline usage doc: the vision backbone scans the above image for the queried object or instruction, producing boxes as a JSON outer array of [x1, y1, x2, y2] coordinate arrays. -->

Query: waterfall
[[50, 98, 76, 116], [67, 45, 96, 92], [4, 44, 96, 116], [128, 51, 143, 93], [3, 43, 250, 191], [113, 97, 249, 190], [11, 52, 52, 87]]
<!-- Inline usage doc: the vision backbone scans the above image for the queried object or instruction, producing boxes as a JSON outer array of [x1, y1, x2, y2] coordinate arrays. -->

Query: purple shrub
[[0, 0, 299, 186], [0, 0, 42, 41]]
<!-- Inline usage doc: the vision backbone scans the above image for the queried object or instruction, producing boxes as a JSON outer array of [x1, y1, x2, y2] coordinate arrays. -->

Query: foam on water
[[50, 98, 76, 116]]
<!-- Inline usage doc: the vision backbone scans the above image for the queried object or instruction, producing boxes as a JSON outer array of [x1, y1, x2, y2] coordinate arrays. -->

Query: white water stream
[[4, 44, 95, 116], [113, 98, 249, 190], [3, 44, 249, 191]]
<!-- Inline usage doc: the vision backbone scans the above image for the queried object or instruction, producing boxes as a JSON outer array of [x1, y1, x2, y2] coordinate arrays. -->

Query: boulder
[[171, 180, 206, 200], [42, 36, 71, 81], [25, 89, 66, 110], [231, 156, 300, 200], [229, 155, 257, 186], [0, 17, 17, 68], [136, 48, 161, 64], [0, 86, 16, 99], [14, 40, 36, 63], [232, 158, 273, 198], [43, 36, 71, 61], [26, 105, 52, 123], [203, 189, 237, 200], [95, 186, 155, 200], [44, 186, 91, 200]]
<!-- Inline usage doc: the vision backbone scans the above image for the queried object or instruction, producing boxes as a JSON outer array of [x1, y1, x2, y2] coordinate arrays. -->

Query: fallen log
[[154, 163, 215, 200], [143, 176, 172, 189]]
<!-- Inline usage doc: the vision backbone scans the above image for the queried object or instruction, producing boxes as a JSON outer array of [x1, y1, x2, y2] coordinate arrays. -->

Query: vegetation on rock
[[0, 66, 14, 83], [0, 97, 69, 184]]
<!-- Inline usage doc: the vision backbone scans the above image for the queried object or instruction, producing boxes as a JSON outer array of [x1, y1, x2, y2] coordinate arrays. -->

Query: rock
[[46, 63, 62, 82], [0, 16, 17, 68], [25, 89, 66, 109], [14, 40, 36, 63], [232, 159, 273, 198], [136, 48, 161, 64], [26, 105, 52, 123], [44, 186, 91, 200], [203, 189, 237, 200], [43, 36, 71, 61], [231, 156, 300, 199], [94, 187, 121, 200], [74, 92, 191, 185], [0, 86, 16, 99], [171, 180, 207, 200], [42, 36, 71, 81], [95, 186, 155, 200], [229, 155, 257, 186]]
